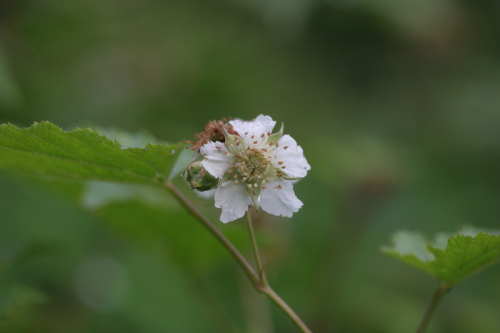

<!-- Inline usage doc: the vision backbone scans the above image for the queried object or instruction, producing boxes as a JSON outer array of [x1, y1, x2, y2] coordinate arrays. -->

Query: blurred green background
[[1, 0, 500, 332]]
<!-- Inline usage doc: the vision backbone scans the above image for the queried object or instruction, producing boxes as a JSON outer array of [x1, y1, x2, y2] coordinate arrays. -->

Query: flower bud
[[184, 161, 219, 192]]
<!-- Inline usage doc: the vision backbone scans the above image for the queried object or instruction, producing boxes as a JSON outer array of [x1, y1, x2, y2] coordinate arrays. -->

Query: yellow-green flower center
[[237, 149, 271, 183]]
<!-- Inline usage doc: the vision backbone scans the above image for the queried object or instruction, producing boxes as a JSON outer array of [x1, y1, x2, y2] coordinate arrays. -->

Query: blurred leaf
[[81, 181, 177, 210], [92, 127, 162, 147], [0, 284, 47, 318], [94, 199, 253, 272], [0, 48, 23, 111], [0, 122, 186, 184], [0, 286, 47, 323], [382, 227, 500, 287], [0, 242, 61, 272]]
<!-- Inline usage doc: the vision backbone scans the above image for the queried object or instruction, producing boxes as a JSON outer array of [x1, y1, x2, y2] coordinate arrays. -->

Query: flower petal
[[200, 141, 233, 178], [230, 115, 276, 140], [272, 135, 311, 178], [215, 181, 252, 223], [260, 179, 303, 218]]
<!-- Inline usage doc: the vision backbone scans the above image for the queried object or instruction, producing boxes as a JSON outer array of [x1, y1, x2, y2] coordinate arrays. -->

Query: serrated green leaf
[[0, 122, 187, 184], [382, 227, 500, 287]]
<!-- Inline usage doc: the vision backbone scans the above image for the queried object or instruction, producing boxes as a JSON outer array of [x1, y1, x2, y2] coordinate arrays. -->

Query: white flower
[[199, 115, 310, 223]]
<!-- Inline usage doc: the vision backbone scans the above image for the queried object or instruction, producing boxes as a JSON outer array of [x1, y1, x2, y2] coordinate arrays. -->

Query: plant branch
[[245, 211, 312, 333], [416, 284, 451, 333], [166, 183, 312, 333], [261, 287, 312, 333], [165, 182, 259, 286]]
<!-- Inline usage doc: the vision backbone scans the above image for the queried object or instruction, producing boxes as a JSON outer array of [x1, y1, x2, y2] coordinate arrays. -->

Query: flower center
[[237, 149, 270, 183]]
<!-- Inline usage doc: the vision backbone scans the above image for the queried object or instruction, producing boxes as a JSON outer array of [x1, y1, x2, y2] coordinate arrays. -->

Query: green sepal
[[222, 127, 242, 155], [266, 122, 284, 145], [245, 184, 261, 212]]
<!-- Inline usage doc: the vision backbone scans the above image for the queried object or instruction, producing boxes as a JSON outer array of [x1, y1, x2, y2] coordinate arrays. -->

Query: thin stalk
[[245, 211, 269, 287], [245, 211, 312, 333], [166, 182, 312, 333], [416, 284, 451, 333], [165, 182, 259, 286]]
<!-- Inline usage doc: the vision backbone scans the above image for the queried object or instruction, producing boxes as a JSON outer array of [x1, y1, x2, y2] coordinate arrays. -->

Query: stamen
[[247, 184, 252, 189], [253, 141, 258, 144], [278, 185, 282, 189], [261, 133, 265, 138], [282, 166, 286, 169], [278, 161, 283, 165], [284, 146, 289, 150], [235, 181, 240, 185], [267, 132, 271, 136], [245, 132, 248, 135], [227, 169, 233, 173], [251, 135, 254, 139], [262, 148, 267, 152], [269, 141, 274, 146], [232, 165, 237, 169], [236, 141, 240, 146], [252, 190, 256, 195], [276, 143, 279, 148], [234, 174, 238, 178], [262, 186, 266, 190], [254, 183, 258, 187], [223, 151, 228, 156], [277, 174, 282, 178]]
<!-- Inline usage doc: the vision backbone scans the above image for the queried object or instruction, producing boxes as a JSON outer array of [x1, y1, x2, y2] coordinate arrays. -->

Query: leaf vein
[[0, 136, 155, 183]]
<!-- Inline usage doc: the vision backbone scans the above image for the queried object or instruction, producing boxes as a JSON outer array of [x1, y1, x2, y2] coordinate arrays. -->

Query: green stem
[[165, 182, 259, 286], [416, 284, 451, 333], [245, 211, 269, 288], [261, 287, 312, 333], [245, 211, 312, 333], [166, 182, 313, 333]]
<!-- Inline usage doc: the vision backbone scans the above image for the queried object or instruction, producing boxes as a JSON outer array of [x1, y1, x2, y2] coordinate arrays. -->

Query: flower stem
[[245, 211, 313, 333], [165, 182, 259, 286], [166, 182, 313, 333], [245, 211, 269, 288], [416, 284, 451, 333]]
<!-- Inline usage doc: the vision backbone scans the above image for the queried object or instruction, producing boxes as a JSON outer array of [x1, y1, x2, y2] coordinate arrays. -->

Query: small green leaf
[[382, 227, 500, 287], [0, 122, 186, 184]]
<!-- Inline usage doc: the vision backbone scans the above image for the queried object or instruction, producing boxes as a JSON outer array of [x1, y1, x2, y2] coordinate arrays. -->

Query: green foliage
[[0, 122, 185, 185], [382, 227, 500, 287], [94, 199, 255, 272]]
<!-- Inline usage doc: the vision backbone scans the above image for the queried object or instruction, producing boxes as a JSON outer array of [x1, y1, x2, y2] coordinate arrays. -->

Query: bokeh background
[[1, 0, 500, 332]]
